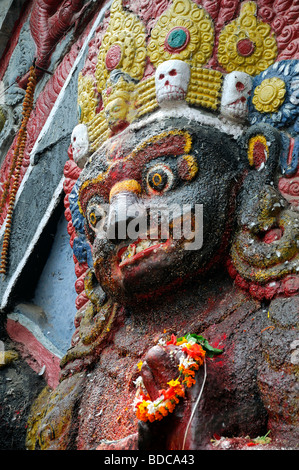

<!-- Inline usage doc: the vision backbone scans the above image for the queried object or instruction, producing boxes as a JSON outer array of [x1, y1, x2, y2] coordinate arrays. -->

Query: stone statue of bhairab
[[26, 0, 299, 450]]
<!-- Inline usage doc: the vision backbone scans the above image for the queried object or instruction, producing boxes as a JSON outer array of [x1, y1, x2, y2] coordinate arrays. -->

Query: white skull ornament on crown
[[71, 123, 89, 168], [155, 60, 191, 106], [220, 71, 253, 122]]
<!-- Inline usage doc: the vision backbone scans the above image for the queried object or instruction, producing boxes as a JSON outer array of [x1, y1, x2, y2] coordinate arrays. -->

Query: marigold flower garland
[[0, 65, 37, 275], [133, 333, 222, 423]]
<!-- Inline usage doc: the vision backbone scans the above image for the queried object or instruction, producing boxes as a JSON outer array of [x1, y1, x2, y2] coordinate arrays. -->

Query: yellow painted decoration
[[0, 350, 19, 369], [88, 110, 109, 152], [217, 2, 277, 76], [76, 0, 282, 155], [135, 75, 159, 120], [78, 73, 98, 124], [95, 0, 146, 94], [88, 76, 139, 150], [0, 106, 6, 132], [248, 135, 269, 167], [179, 155, 198, 181], [76, 0, 223, 152], [148, 0, 214, 68], [103, 75, 137, 126], [109, 179, 142, 201], [186, 66, 223, 111], [81, 0, 148, 149], [252, 77, 286, 113]]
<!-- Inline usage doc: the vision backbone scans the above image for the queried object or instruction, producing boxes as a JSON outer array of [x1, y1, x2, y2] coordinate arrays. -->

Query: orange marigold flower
[[160, 387, 176, 400], [175, 386, 185, 398], [165, 400, 176, 413], [183, 376, 196, 388], [136, 407, 149, 422], [148, 413, 156, 423], [182, 343, 206, 361], [183, 368, 196, 377], [159, 406, 169, 417], [155, 411, 164, 421]]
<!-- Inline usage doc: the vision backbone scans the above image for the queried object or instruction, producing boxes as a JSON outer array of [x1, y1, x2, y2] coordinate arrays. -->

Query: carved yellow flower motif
[[148, 0, 214, 68], [95, 0, 146, 93], [252, 77, 286, 113]]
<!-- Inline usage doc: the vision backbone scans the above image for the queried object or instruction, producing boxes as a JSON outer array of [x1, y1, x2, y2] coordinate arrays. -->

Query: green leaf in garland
[[185, 333, 223, 357]]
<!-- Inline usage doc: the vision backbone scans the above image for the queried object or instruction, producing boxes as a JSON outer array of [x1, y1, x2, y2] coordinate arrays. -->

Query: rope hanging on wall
[[0, 65, 37, 275]]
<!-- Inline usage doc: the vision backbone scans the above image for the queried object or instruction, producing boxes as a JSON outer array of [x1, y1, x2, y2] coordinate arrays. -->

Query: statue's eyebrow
[[126, 130, 192, 167], [78, 131, 193, 209]]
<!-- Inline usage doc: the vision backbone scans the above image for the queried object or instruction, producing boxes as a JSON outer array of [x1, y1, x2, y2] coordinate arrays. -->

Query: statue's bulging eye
[[89, 212, 97, 226], [147, 164, 174, 193]]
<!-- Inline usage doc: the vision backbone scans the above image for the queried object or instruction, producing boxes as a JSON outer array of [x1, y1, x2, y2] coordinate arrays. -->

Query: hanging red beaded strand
[[0, 65, 37, 275]]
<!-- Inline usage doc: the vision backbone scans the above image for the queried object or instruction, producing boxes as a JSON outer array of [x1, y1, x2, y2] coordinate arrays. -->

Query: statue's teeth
[[120, 239, 160, 262]]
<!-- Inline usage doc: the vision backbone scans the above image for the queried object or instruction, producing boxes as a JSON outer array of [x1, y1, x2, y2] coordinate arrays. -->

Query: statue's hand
[[136, 338, 213, 450], [140, 344, 182, 400]]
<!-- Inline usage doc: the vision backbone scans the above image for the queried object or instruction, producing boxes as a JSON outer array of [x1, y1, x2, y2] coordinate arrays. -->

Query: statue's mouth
[[118, 238, 170, 267], [157, 85, 186, 103]]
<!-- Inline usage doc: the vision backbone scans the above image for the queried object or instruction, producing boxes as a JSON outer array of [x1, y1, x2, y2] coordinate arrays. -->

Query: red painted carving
[[236, 38, 256, 57], [0, 10, 94, 229], [6, 318, 60, 389], [63, 145, 90, 311], [227, 258, 299, 300], [0, 40, 82, 227], [257, 0, 299, 60], [18, 0, 89, 88], [124, 0, 172, 32], [105, 44, 122, 71], [278, 168, 299, 209]]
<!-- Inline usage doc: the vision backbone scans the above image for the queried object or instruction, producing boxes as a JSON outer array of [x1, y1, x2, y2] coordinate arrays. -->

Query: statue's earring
[[84, 268, 107, 307], [241, 122, 281, 182], [237, 123, 283, 231]]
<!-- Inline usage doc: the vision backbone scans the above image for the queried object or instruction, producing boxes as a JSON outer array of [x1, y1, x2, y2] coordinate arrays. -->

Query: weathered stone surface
[[0, 331, 45, 450]]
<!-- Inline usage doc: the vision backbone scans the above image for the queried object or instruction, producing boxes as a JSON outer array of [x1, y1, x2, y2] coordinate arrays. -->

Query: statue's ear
[[240, 123, 281, 183], [236, 123, 283, 228]]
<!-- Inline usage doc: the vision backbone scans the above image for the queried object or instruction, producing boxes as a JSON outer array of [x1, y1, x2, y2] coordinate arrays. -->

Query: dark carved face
[[79, 116, 245, 303]]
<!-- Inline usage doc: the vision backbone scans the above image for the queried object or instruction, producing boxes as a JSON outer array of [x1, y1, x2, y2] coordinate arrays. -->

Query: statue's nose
[[107, 180, 141, 244]]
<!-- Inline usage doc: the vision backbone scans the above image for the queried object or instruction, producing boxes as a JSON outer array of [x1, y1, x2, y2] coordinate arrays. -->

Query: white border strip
[[7, 311, 63, 358], [0, 177, 64, 310]]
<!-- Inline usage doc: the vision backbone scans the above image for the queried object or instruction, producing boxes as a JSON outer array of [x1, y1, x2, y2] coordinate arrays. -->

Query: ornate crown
[[74, 0, 297, 160]]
